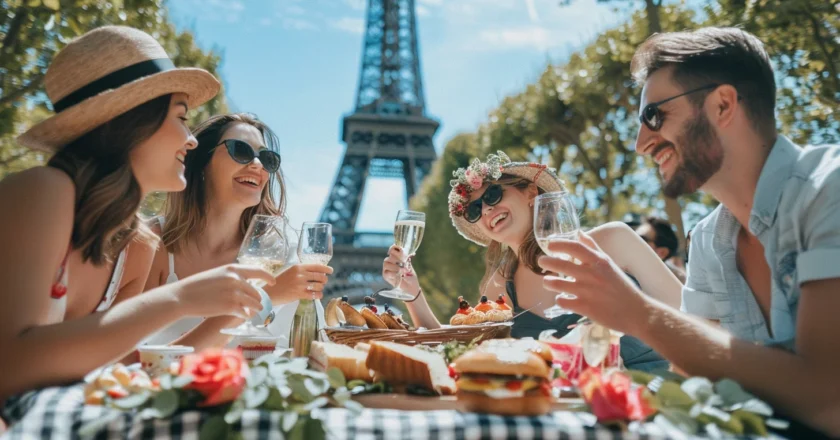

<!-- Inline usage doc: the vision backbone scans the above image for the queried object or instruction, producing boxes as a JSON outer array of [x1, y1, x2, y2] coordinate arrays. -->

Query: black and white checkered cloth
[[2, 383, 779, 439]]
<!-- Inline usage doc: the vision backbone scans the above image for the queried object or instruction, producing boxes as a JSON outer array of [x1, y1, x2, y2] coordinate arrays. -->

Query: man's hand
[[538, 231, 650, 335]]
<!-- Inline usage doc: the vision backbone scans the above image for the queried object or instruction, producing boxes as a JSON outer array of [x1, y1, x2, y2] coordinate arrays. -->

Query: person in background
[[635, 216, 686, 282]]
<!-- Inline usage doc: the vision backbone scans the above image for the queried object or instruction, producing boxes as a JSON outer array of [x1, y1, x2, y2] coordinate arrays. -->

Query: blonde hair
[[47, 95, 169, 264], [161, 113, 287, 253], [478, 174, 545, 292]]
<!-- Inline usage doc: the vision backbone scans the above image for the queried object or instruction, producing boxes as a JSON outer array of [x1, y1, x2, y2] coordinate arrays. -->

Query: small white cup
[[138, 345, 194, 376]]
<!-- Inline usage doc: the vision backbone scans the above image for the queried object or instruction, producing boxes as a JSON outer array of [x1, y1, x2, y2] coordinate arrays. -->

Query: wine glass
[[533, 191, 580, 318], [297, 222, 333, 297], [221, 215, 290, 337], [377, 210, 425, 300]]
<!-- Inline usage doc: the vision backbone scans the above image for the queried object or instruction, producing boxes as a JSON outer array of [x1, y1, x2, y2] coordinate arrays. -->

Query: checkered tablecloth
[[1, 383, 778, 440]]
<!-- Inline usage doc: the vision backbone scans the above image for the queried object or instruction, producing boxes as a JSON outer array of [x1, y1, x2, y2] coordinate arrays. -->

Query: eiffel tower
[[319, 0, 439, 301]]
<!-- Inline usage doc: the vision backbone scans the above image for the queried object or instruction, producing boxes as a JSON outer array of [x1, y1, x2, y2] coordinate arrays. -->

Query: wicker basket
[[322, 322, 512, 347]]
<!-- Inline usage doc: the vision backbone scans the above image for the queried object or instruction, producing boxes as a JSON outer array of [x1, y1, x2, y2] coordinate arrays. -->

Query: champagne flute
[[221, 215, 289, 337], [377, 210, 425, 300], [533, 191, 579, 319], [297, 222, 333, 296]]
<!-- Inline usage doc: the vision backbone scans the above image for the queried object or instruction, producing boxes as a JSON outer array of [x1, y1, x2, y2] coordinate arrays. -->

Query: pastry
[[380, 304, 406, 330], [495, 294, 512, 311], [338, 296, 366, 327], [324, 298, 346, 327], [361, 297, 388, 329], [449, 296, 473, 325], [474, 295, 496, 313], [466, 310, 486, 325], [486, 309, 508, 322]]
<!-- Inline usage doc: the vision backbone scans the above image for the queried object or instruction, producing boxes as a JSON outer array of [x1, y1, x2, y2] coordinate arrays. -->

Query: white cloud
[[330, 17, 365, 34], [286, 4, 306, 15], [283, 17, 319, 30], [343, 0, 366, 10], [524, 0, 539, 23], [477, 26, 554, 51], [418, 0, 443, 6], [416, 5, 430, 17], [260, 17, 272, 26]]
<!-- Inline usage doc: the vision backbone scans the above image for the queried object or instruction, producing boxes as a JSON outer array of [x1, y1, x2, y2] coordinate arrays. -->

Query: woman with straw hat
[[0, 26, 274, 405], [382, 151, 682, 370]]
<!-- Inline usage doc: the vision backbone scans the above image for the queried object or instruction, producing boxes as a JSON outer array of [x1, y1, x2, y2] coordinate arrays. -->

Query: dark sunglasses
[[639, 84, 719, 131], [465, 184, 504, 223], [212, 139, 282, 173]]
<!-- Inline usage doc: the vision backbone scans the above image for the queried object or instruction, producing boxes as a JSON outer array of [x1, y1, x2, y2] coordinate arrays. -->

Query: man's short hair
[[646, 216, 679, 260], [630, 27, 776, 140]]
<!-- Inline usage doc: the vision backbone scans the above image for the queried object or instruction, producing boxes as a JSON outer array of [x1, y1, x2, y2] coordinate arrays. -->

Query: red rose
[[179, 349, 249, 407], [579, 368, 655, 423]]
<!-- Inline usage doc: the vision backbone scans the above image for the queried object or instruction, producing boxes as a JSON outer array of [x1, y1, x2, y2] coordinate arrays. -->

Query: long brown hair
[[478, 174, 545, 293], [161, 113, 287, 253], [47, 94, 170, 265]]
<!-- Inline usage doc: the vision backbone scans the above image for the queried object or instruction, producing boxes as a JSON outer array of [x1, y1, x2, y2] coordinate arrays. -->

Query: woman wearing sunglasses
[[132, 113, 333, 350], [382, 152, 681, 371]]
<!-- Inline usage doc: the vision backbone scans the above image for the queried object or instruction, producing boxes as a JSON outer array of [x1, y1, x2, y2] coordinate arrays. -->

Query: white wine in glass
[[533, 191, 580, 319], [378, 210, 425, 300], [221, 215, 289, 337], [291, 222, 333, 357]]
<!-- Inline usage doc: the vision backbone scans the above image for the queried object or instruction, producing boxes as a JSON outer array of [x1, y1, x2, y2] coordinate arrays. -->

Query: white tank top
[[141, 218, 326, 348]]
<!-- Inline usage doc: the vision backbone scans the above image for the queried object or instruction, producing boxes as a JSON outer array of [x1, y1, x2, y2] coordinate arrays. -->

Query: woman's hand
[[269, 263, 333, 302], [166, 264, 274, 319], [382, 245, 420, 296]]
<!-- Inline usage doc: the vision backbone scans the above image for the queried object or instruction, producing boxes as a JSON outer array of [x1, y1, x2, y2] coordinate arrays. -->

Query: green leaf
[[346, 380, 368, 389], [27, 0, 41, 7], [78, 411, 121, 438], [151, 390, 179, 418], [326, 367, 346, 389], [282, 411, 299, 432], [172, 374, 194, 389], [303, 416, 327, 440], [343, 399, 364, 415], [715, 379, 755, 406], [112, 391, 151, 409], [42, 0, 59, 10], [680, 377, 714, 403], [263, 387, 288, 411], [697, 405, 744, 435], [198, 415, 228, 440], [732, 409, 768, 436], [732, 398, 773, 417], [303, 396, 329, 411], [248, 366, 268, 388], [224, 401, 245, 424], [627, 370, 655, 385], [244, 385, 270, 409], [159, 374, 173, 390], [332, 388, 351, 405], [656, 408, 699, 435], [289, 376, 313, 402], [654, 381, 695, 410], [648, 369, 687, 384], [304, 377, 329, 396]]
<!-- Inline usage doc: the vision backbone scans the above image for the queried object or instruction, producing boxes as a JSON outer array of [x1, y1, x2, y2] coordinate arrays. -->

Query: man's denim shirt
[[682, 135, 840, 350]]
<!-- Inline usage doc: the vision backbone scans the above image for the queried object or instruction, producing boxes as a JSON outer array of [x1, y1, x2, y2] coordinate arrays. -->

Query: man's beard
[[661, 111, 724, 198]]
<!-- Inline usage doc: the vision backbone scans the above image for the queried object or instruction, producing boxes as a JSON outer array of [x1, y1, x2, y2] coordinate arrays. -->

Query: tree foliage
[[0, 0, 228, 180]]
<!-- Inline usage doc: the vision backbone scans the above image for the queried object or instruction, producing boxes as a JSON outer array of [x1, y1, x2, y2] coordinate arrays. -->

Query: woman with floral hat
[[0, 27, 274, 405], [382, 151, 682, 370]]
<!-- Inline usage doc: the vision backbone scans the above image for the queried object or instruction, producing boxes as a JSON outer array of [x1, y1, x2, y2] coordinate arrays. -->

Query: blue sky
[[168, 0, 631, 232]]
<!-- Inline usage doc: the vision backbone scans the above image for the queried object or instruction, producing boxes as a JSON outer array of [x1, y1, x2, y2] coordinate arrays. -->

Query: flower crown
[[448, 151, 511, 216]]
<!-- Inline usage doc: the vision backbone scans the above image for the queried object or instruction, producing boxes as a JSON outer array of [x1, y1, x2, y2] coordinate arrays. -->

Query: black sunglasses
[[465, 184, 504, 223], [639, 84, 719, 131], [212, 139, 282, 173]]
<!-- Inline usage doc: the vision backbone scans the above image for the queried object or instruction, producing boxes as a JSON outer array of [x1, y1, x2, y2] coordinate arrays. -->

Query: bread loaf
[[365, 341, 455, 395], [309, 341, 373, 382]]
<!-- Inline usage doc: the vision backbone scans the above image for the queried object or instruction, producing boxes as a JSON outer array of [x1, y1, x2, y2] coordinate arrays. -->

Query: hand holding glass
[[533, 191, 580, 318], [377, 210, 425, 300], [221, 215, 289, 337], [297, 222, 333, 297]]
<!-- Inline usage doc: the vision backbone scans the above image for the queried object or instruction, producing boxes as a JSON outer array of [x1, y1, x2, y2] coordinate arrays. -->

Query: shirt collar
[[750, 135, 800, 234]]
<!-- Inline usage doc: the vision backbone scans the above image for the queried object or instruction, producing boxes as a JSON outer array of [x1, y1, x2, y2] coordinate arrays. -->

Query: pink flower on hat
[[465, 170, 484, 190]]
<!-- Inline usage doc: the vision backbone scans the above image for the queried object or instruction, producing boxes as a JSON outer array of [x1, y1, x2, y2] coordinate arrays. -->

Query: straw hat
[[448, 151, 566, 246], [17, 26, 221, 151]]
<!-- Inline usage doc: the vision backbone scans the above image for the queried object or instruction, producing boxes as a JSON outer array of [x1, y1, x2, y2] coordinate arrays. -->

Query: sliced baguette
[[309, 341, 373, 382], [365, 341, 456, 395]]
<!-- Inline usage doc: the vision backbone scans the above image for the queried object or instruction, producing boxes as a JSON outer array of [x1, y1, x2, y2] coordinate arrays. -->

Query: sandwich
[[451, 339, 553, 416]]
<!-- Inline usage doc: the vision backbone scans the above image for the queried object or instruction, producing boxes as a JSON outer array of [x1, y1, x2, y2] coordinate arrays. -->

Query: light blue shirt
[[682, 135, 840, 350]]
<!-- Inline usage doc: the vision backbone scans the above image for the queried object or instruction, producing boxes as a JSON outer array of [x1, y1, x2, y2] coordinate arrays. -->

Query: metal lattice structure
[[319, 0, 439, 301]]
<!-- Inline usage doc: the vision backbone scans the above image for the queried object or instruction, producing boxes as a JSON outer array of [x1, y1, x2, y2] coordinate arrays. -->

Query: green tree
[[409, 133, 486, 318], [0, 0, 227, 180]]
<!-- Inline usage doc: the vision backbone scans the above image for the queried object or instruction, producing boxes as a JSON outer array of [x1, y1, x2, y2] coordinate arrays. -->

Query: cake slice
[[365, 341, 456, 395], [309, 341, 373, 382]]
